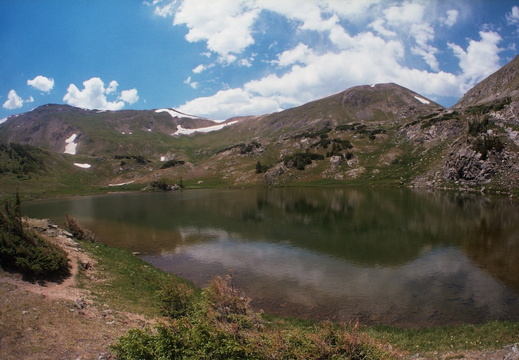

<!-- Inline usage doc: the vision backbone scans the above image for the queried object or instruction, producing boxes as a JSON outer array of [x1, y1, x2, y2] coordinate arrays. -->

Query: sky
[[1, 1, 518, 121]]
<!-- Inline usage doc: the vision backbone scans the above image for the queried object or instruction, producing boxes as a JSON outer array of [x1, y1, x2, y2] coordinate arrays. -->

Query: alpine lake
[[23, 187, 519, 328]]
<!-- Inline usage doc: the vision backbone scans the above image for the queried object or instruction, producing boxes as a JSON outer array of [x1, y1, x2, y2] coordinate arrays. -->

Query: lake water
[[22, 187, 519, 327]]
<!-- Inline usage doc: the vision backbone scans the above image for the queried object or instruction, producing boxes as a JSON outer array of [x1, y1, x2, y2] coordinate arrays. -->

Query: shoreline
[[1, 217, 518, 359]]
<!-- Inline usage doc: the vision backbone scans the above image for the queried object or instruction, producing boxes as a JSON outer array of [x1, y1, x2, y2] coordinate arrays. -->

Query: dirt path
[[0, 219, 150, 360]]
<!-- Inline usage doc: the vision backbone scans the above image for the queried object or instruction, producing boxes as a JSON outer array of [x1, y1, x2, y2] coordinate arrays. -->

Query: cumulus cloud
[[441, 9, 459, 27], [506, 6, 519, 25], [272, 43, 315, 67], [448, 31, 503, 91], [119, 89, 139, 104], [153, 0, 509, 119], [27, 75, 54, 93], [2, 90, 25, 109], [105, 80, 119, 94], [63, 77, 138, 110], [173, 0, 259, 60]]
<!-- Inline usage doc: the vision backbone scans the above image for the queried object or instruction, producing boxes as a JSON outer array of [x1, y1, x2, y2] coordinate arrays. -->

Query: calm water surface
[[23, 188, 519, 327]]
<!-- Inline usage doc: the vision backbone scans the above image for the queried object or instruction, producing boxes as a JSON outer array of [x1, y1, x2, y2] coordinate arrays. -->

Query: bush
[[65, 215, 97, 242], [468, 116, 490, 136], [160, 159, 185, 169], [284, 152, 325, 170], [157, 281, 195, 318], [472, 135, 505, 160], [112, 272, 396, 359], [0, 195, 70, 279], [255, 161, 270, 174]]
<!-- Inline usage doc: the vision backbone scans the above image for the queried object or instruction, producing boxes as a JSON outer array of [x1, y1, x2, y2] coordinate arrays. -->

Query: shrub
[[65, 215, 97, 242], [284, 152, 325, 170], [160, 159, 185, 169], [472, 135, 505, 160], [468, 116, 490, 136], [157, 281, 195, 318], [0, 194, 70, 279], [112, 272, 397, 359], [255, 161, 270, 174]]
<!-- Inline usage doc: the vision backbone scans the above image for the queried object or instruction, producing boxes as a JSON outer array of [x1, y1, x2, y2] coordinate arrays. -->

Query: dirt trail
[[0, 219, 150, 360]]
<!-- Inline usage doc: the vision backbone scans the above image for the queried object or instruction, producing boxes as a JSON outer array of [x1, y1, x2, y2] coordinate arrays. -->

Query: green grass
[[78, 240, 194, 317], [368, 322, 519, 353]]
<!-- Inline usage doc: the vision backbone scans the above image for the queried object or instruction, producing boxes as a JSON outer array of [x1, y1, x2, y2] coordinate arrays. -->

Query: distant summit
[[455, 55, 519, 108]]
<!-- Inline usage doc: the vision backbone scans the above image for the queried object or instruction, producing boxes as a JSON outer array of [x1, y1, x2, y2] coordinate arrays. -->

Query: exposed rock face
[[444, 140, 496, 184]]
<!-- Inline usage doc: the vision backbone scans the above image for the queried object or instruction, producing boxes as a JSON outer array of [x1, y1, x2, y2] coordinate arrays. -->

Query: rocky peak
[[454, 55, 519, 108]]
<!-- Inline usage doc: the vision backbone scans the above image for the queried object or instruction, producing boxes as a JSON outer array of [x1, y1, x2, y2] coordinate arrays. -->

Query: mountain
[[1, 57, 518, 197], [454, 55, 519, 108]]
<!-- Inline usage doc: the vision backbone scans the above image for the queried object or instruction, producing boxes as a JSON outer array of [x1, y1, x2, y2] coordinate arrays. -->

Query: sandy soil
[[0, 219, 151, 360]]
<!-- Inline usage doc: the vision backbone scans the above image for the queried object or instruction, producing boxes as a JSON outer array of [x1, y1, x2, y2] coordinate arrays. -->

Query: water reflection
[[23, 188, 519, 326]]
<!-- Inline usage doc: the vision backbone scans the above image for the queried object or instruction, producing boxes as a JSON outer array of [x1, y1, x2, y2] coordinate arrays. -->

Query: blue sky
[[1, 1, 518, 121]]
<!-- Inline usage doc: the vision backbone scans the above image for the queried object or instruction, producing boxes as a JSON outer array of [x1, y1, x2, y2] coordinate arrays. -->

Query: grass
[[78, 240, 194, 317], [368, 322, 519, 353]]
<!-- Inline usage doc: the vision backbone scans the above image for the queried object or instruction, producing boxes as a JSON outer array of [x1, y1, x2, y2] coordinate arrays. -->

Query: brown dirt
[[0, 219, 151, 360]]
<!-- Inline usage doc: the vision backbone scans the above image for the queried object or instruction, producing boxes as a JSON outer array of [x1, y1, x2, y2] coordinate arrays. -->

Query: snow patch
[[108, 181, 135, 187], [74, 163, 91, 169], [370, 84, 376, 88], [155, 108, 200, 119], [173, 121, 238, 136], [64, 134, 78, 155], [414, 96, 430, 105], [0, 117, 8, 125]]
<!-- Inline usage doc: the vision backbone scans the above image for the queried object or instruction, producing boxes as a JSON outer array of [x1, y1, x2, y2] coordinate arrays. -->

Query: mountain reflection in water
[[23, 188, 519, 327]]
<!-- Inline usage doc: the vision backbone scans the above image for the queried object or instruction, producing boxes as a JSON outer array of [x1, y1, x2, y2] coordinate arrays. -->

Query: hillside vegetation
[[0, 57, 518, 197]]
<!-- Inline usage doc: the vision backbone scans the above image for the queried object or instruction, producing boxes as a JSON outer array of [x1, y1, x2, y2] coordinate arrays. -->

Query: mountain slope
[[1, 59, 518, 196], [454, 55, 519, 108]]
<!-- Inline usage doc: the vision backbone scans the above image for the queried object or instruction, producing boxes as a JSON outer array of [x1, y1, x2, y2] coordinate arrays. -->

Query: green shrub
[[160, 159, 185, 169], [255, 161, 270, 174], [65, 215, 97, 242], [112, 273, 396, 359], [0, 195, 70, 279], [472, 135, 505, 160], [157, 281, 195, 318], [284, 152, 325, 170], [468, 116, 490, 136]]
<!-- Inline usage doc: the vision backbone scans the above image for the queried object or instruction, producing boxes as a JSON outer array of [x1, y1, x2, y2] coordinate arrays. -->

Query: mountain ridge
[[1, 56, 518, 197]]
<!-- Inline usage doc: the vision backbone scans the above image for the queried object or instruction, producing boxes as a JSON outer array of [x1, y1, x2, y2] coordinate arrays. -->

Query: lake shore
[[1, 218, 518, 359]]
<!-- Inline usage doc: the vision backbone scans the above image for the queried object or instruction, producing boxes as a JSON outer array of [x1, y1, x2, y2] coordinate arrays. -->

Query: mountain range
[[1, 55, 518, 198]]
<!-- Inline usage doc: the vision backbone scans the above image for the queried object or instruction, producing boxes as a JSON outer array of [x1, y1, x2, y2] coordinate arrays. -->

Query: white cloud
[[369, 19, 397, 38], [106, 80, 119, 94], [173, 0, 259, 57], [183, 76, 198, 89], [27, 75, 54, 93], [449, 31, 503, 91], [272, 43, 315, 67], [384, 2, 425, 25], [441, 9, 459, 27], [193, 64, 209, 74], [506, 6, 519, 25], [2, 90, 24, 109], [178, 87, 282, 120], [153, 1, 508, 120], [63, 77, 138, 110], [119, 89, 139, 104]]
